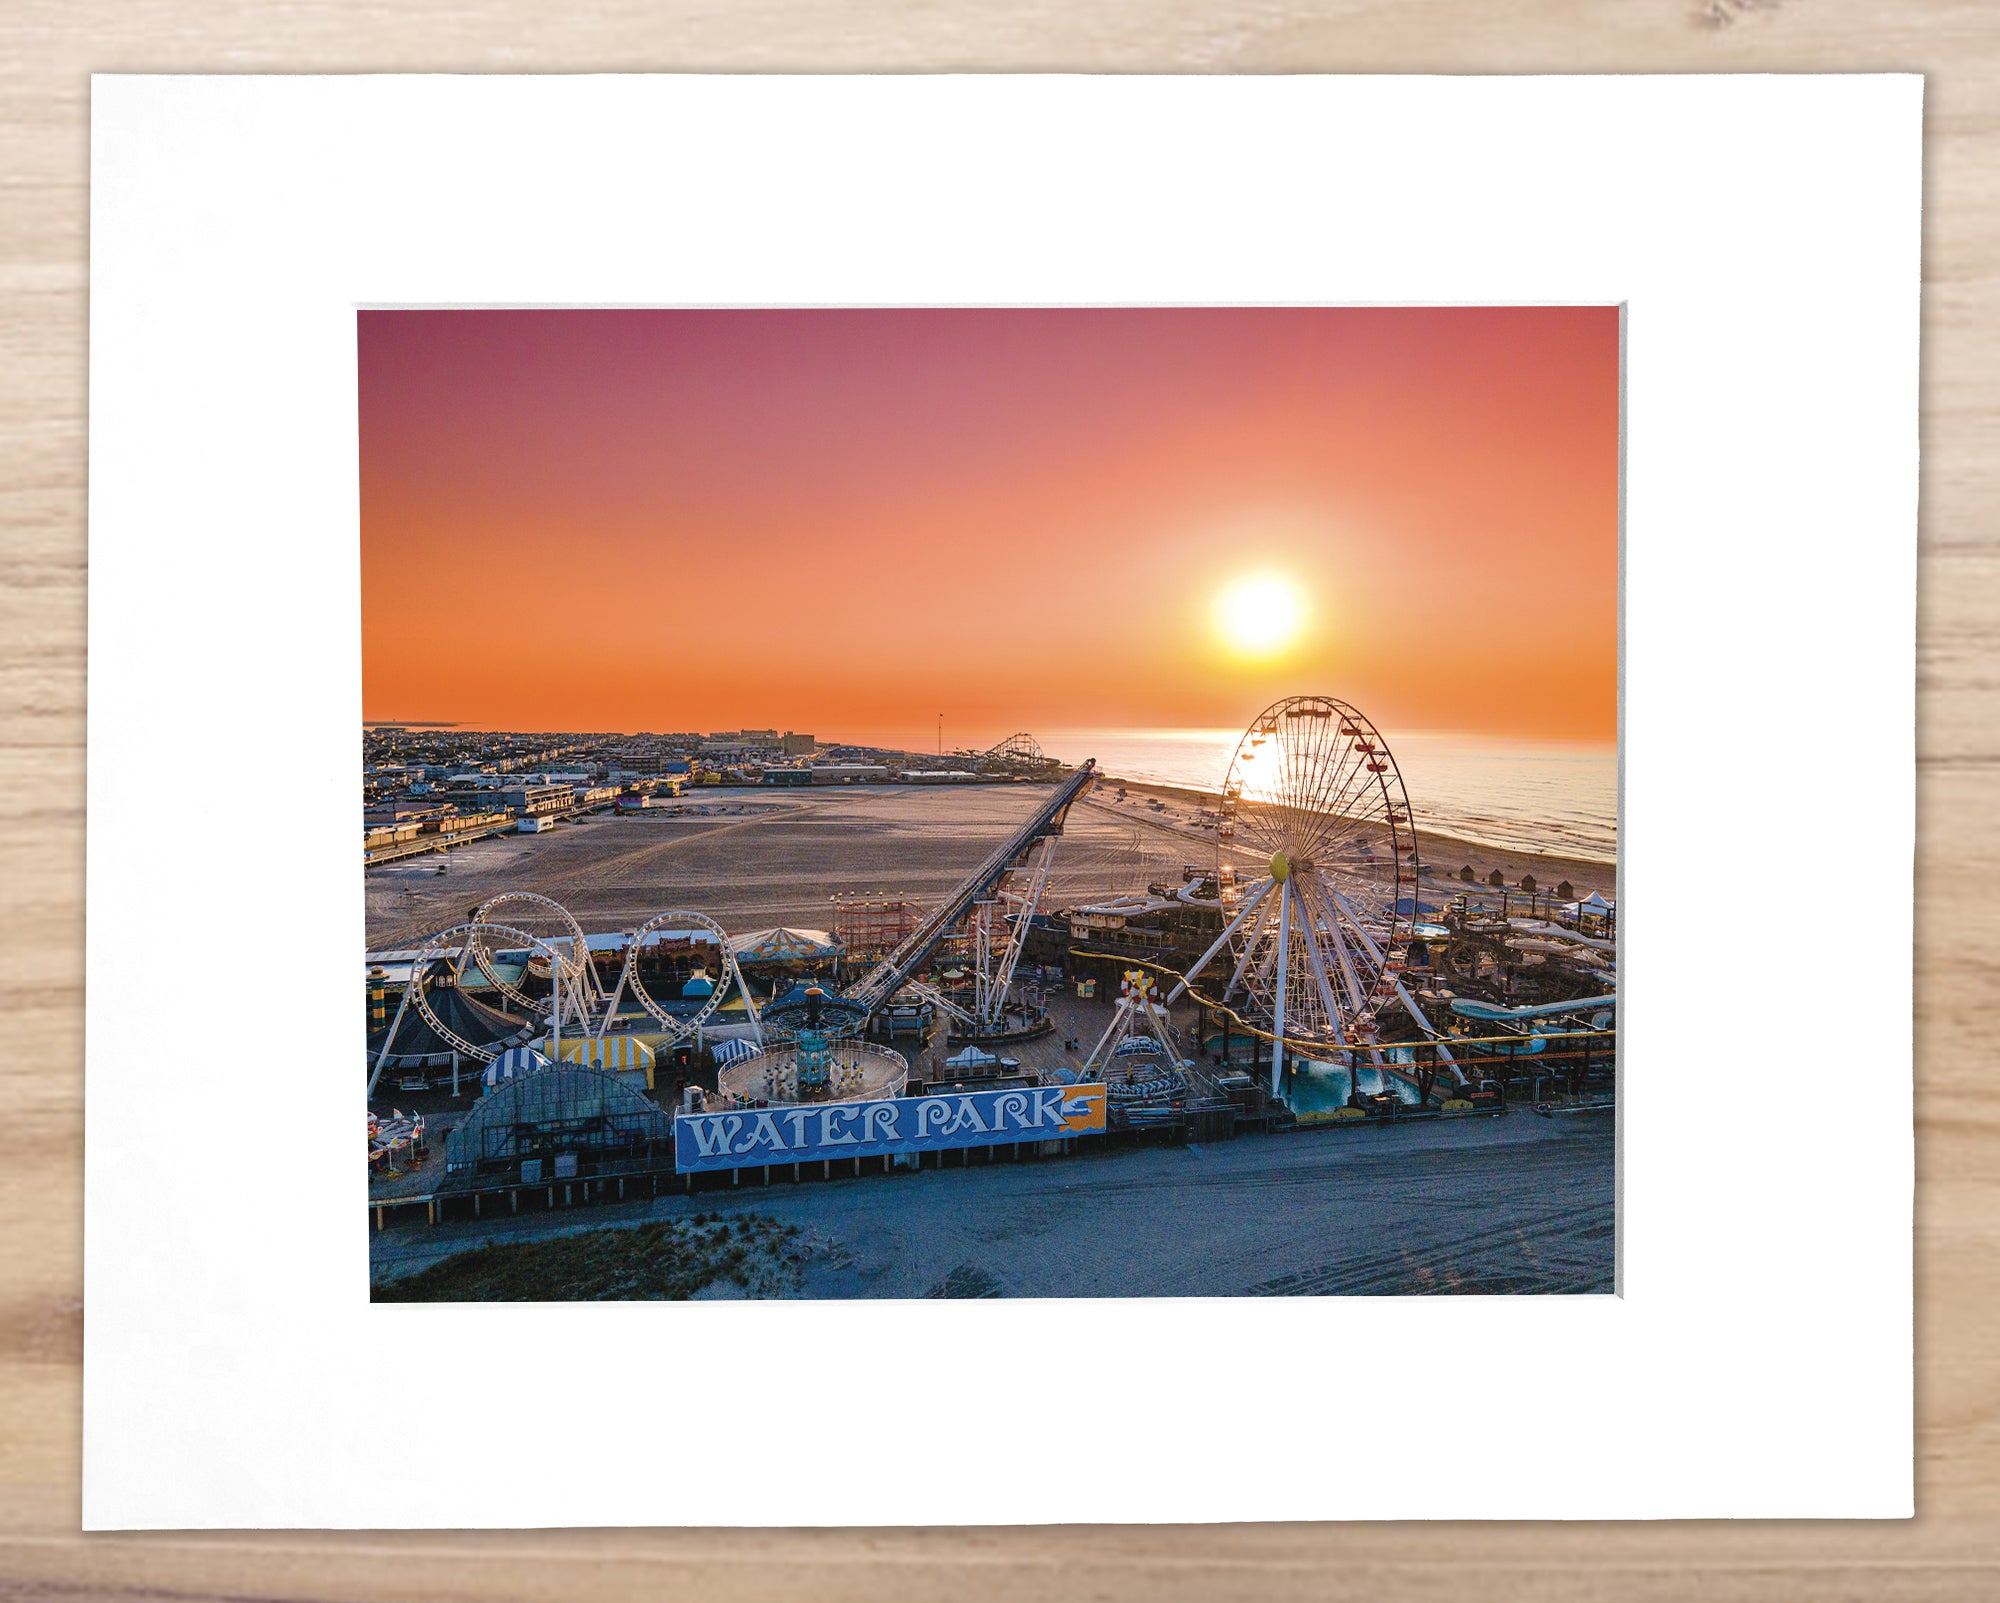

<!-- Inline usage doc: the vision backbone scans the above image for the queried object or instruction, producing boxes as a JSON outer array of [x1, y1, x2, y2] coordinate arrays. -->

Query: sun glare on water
[[1215, 573, 1307, 657]]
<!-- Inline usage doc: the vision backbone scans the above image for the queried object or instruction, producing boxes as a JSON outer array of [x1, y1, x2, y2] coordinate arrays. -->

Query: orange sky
[[360, 308, 1618, 744]]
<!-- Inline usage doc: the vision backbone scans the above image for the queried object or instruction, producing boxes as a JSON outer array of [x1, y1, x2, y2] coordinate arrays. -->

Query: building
[[418, 809, 508, 835], [811, 764, 888, 783], [781, 731, 816, 755], [617, 784, 681, 810], [364, 796, 454, 826], [503, 783, 573, 817], [441, 1067, 676, 1188]]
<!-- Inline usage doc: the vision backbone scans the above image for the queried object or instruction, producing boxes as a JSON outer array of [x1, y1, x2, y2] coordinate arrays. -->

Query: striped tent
[[482, 1044, 553, 1094], [548, 1033, 657, 1090], [727, 927, 840, 965], [711, 1037, 760, 1069]]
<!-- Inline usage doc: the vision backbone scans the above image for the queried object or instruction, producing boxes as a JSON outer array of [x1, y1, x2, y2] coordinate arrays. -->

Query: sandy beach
[[366, 774, 1614, 950], [366, 781, 1203, 948]]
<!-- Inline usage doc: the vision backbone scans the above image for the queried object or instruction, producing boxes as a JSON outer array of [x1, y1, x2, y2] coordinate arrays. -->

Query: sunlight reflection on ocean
[[1033, 727, 1616, 862]]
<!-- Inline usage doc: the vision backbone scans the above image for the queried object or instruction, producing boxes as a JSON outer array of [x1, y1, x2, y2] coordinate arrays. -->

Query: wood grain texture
[[2, 1, 1993, 1595]]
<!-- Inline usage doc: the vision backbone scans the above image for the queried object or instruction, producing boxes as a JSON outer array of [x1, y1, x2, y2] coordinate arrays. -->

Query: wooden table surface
[[3, 2, 1993, 1597]]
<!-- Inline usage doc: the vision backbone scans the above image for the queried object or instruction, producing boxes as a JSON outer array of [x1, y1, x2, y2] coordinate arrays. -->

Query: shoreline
[[1087, 772, 1617, 894]]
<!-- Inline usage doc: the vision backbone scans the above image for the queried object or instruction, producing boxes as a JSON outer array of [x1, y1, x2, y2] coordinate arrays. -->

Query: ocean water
[[1034, 727, 1616, 863]]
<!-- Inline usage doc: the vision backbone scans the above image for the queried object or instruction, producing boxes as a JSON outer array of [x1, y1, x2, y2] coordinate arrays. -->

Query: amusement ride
[[1167, 697, 1458, 1093], [366, 703, 1575, 1113]]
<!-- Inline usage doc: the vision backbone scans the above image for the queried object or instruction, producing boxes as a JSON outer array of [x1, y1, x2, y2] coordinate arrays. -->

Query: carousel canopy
[[711, 1037, 760, 1068], [728, 927, 841, 964]]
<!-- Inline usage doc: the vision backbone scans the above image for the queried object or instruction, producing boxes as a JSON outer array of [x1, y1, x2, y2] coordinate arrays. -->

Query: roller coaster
[[370, 759, 1097, 1080], [980, 731, 1049, 764], [845, 759, 1094, 1014]]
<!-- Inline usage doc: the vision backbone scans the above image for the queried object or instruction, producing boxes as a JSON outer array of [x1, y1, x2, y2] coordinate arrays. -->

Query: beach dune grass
[[373, 1214, 805, 1301]]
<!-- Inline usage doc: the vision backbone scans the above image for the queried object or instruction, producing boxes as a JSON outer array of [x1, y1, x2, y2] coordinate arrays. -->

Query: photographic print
[[361, 306, 1619, 1301]]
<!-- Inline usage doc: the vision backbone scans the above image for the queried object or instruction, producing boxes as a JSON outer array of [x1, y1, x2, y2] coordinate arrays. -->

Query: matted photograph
[[361, 305, 1620, 1300], [82, 71, 1918, 1528]]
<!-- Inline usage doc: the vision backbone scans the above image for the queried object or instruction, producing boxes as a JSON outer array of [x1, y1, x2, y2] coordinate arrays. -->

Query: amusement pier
[[364, 701, 1617, 1294]]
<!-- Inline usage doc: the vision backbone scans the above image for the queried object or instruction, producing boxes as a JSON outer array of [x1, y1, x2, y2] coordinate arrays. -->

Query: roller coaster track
[[982, 731, 1047, 763], [845, 760, 1096, 1012]]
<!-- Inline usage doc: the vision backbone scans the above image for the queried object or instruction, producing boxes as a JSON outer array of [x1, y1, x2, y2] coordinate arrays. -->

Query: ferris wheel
[[1168, 696, 1426, 1092], [600, 909, 761, 1045]]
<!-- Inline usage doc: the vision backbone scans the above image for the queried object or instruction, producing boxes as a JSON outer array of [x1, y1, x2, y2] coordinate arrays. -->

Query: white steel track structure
[[965, 832, 1059, 1035], [846, 760, 1096, 1015], [367, 920, 582, 1098], [869, 834, 1061, 1039], [598, 908, 761, 1046], [1167, 696, 1456, 1096], [466, 891, 604, 1022]]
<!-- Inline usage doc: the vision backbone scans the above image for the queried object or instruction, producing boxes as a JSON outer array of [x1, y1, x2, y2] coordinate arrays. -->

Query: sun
[[1214, 573, 1307, 658]]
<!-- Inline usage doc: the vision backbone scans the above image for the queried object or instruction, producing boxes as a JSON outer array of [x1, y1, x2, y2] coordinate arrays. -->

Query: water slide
[[1507, 917, 1617, 954], [845, 761, 1097, 1013], [1450, 994, 1617, 1025]]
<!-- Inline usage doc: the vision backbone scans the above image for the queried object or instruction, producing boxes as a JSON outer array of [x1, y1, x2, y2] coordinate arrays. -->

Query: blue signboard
[[674, 1083, 1108, 1174]]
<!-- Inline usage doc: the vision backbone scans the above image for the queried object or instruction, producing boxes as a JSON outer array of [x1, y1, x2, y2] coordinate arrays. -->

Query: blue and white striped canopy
[[711, 1037, 760, 1068], [483, 1044, 553, 1092]]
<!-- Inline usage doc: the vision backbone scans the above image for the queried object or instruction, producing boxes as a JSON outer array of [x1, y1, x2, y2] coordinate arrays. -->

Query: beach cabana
[[1563, 889, 1616, 934]]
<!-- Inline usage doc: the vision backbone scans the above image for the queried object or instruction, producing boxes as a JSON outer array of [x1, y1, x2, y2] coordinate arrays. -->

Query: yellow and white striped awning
[[546, 1034, 655, 1071]]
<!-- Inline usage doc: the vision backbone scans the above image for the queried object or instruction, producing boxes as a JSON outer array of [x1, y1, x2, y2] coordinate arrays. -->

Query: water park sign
[[674, 1084, 1108, 1173]]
